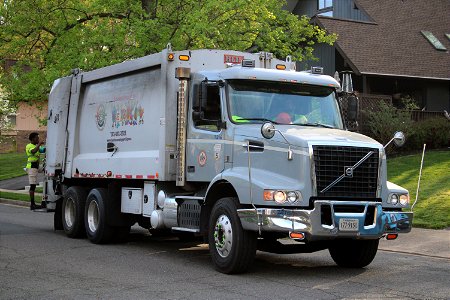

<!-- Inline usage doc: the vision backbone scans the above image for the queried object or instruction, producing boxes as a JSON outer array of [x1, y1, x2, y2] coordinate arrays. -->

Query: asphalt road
[[1, 204, 449, 300]]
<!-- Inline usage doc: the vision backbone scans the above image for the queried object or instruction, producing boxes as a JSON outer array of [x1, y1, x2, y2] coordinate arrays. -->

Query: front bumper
[[237, 200, 412, 240]]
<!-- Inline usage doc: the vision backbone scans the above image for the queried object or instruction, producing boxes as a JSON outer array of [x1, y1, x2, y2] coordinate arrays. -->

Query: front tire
[[329, 239, 379, 268], [62, 186, 87, 238], [85, 188, 114, 244], [208, 197, 257, 274]]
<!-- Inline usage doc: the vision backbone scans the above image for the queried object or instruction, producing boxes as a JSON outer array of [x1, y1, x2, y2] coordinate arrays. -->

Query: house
[[286, 0, 450, 111], [0, 101, 47, 153], [0, 59, 47, 153]]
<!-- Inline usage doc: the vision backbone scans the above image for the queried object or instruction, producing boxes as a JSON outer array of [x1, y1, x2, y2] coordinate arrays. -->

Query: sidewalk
[[379, 227, 450, 259], [0, 196, 448, 259]]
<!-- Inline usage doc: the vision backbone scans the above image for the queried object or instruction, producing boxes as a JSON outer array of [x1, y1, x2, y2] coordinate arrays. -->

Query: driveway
[[0, 174, 44, 190]]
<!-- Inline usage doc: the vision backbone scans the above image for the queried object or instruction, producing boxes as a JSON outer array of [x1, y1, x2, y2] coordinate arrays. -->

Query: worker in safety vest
[[25, 132, 45, 210]]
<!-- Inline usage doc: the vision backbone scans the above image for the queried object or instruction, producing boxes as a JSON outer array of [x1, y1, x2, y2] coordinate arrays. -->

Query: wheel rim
[[87, 200, 99, 233], [214, 214, 233, 258], [64, 198, 76, 228]]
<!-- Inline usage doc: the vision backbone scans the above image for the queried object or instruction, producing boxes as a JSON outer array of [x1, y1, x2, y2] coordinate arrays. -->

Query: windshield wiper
[[234, 117, 280, 124], [292, 122, 335, 129]]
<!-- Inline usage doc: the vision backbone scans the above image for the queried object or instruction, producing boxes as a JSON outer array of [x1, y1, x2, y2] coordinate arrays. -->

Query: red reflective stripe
[[115, 175, 122, 179], [125, 175, 132, 179], [136, 175, 143, 179], [148, 175, 155, 179]]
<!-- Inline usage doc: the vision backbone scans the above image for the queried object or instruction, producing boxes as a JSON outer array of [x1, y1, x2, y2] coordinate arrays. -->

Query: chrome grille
[[313, 146, 379, 198]]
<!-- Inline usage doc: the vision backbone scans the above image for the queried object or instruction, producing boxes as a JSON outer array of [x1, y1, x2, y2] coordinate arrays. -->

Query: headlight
[[399, 194, 409, 206], [287, 191, 298, 203], [389, 194, 399, 205], [264, 190, 302, 204], [274, 191, 286, 204]]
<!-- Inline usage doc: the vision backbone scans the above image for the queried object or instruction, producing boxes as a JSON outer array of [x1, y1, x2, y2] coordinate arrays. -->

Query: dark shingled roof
[[316, 0, 450, 80]]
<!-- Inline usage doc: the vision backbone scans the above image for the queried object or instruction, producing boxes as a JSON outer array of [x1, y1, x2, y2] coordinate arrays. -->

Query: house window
[[421, 31, 447, 51], [318, 0, 333, 17]]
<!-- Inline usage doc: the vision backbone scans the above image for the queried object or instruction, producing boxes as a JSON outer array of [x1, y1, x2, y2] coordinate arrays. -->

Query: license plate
[[339, 218, 359, 231]]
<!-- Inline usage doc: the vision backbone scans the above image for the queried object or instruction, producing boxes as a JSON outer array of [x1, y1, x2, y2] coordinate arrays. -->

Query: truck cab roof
[[197, 66, 340, 88]]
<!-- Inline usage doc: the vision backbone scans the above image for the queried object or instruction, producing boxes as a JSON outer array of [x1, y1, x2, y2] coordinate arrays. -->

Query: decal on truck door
[[198, 151, 207, 167]]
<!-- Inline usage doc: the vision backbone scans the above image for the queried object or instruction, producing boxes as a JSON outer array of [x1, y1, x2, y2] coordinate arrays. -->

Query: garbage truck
[[43, 45, 413, 273]]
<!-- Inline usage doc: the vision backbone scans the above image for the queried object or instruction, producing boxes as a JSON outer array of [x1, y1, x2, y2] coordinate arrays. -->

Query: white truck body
[[44, 47, 413, 273]]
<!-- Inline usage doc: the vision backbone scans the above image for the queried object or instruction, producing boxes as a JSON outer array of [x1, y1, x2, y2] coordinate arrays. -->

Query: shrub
[[363, 102, 414, 147], [406, 118, 450, 151], [364, 102, 450, 152]]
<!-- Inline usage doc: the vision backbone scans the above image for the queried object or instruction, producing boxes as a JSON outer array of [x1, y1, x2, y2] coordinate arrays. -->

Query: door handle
[[242, 140, 264, 152]]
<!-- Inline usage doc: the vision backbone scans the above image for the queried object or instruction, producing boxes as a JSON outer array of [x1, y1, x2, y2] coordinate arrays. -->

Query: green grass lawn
[[0, 152, 28, 180], [387, 149, 450, 229], [0, 190, 42, 203]]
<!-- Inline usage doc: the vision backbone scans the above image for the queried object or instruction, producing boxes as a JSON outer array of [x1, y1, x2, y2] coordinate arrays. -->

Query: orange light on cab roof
[[276, 64, 286, 70], [179, 55, 190, 61], [167, 53, 174, 61]]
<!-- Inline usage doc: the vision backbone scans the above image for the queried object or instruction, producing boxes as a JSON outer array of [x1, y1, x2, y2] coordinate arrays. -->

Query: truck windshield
[[227, 80, 344, 129]]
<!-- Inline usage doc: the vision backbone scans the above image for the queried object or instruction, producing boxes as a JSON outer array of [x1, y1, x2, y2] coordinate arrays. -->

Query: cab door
[[186, 81, 226, 182]]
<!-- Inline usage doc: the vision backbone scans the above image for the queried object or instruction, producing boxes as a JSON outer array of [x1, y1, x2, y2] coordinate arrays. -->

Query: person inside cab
[[274, 97, 308, 125]]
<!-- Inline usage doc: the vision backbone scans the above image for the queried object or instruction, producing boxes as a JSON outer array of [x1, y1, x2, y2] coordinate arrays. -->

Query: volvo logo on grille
[[320, 150, 374, 193], [345, 166, 354, 178]]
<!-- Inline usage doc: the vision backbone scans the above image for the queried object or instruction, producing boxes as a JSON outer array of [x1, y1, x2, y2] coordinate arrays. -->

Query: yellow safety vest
[[26, 143, 40, 169]]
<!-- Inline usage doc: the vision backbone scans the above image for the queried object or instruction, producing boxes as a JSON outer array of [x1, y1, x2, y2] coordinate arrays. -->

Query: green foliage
[[0, 96, 16, 131], [0, 0, 336, 103], [387, 150, 450, 229], [406, 118, 450, 151], [363, 101, 415, 146], [364, 102, 449, 152]]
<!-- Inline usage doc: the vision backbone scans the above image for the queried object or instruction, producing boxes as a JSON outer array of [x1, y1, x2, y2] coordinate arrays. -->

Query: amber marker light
[[276, 64, 286, 70], [179, 55, 190, 61], [167, 53, 174, 61], [264, 190, 274, 201], [289, 232, 305, 240], [386, 234, 398, 240]]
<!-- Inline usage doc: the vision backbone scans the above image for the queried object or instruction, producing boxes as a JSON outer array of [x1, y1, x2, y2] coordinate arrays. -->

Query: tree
[[0, 0, 336, 103], [0, 96, 15, 132]]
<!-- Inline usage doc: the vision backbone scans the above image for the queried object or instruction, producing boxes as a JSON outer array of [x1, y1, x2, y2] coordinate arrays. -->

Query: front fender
[[208, 167, 306, 206]]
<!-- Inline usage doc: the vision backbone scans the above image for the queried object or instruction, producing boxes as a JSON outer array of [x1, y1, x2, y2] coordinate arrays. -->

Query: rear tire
[[329, 239, 379, 268], [208, 197, 257, 274], [85, 188, 114, 244], [62, 186, 87, 238]]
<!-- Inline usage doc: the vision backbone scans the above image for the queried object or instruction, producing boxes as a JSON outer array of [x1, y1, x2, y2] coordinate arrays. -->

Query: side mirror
[[346, 94, 359, 122], [261, 122, 275, 139], [393, 131, 406, 147], [192, 110, 204, 121], [384, 131, 406, 148], [192, 81, 208, 111]]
